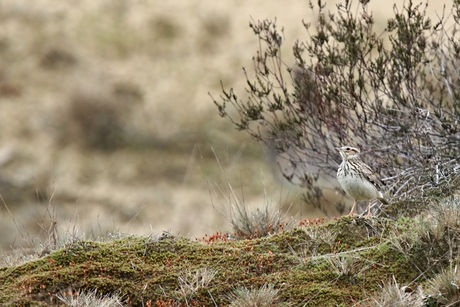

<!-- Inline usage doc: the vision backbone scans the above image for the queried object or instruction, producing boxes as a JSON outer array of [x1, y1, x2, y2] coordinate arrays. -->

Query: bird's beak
[[335, 147, 341, 151]]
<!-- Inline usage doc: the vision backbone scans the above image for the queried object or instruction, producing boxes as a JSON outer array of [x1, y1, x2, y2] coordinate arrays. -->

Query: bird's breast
[[337, 176, 379, 201]]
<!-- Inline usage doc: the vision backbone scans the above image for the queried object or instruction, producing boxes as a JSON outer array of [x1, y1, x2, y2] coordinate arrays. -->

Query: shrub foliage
[[212, 0, 460, 216]]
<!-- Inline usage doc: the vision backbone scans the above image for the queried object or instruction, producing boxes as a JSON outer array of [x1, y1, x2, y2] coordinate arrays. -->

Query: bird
[[336, 146, 388, 216]]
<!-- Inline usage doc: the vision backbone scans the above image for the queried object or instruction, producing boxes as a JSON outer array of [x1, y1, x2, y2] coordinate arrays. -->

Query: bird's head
[[336, 146, 361, 161]]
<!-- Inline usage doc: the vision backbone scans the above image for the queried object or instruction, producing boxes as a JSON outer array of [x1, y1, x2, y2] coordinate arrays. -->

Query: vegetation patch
[[1, 216, 454, 306]]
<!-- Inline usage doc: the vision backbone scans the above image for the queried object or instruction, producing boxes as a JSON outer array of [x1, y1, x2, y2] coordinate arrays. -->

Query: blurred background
[[0, 0, 450, 252]]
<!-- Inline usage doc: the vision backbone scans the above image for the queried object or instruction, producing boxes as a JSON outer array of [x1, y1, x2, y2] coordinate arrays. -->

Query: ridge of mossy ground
[[0, 216, 442, 306]]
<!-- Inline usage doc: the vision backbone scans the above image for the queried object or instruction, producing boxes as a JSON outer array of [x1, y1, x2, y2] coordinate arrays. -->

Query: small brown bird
[[336, 146, 388, 216]]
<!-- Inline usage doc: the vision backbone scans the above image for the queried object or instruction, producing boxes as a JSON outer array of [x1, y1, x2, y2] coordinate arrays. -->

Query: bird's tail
[[378, 197, 389, 205]]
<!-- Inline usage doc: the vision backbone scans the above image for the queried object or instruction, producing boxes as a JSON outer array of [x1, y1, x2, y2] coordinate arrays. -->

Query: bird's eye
[[346, 147, 350, 151]]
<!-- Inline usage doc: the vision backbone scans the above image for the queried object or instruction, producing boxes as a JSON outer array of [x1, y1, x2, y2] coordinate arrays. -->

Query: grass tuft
[[366, 278, 423, 307], [209, 148, 292, 240], [425, 265, 460, 306], [177, 268, 217, 300], [229, 202, 284, 240], [325, 255, 370, 284], [56, 288, 124, 307], [227, 284, 286, 307]]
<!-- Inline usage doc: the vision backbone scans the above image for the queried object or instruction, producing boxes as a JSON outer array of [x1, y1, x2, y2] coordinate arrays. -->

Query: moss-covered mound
[[0, 216, 446, 306]]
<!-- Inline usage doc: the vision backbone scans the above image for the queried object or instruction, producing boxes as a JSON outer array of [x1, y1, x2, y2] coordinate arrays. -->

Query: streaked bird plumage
[[336, 146, 388, 216]]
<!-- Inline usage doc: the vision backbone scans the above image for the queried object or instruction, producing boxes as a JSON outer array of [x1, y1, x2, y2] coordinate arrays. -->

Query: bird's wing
[[360, 162, 385, 191]]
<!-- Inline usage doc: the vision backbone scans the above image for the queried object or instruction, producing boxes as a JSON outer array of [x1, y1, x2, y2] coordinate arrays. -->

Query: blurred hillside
[[0, 0, 451, 252]]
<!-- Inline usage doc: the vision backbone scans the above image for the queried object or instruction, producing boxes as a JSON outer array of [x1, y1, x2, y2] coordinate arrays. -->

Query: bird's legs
[[365, 201, 373, 217], [347, 200, 358, 216]]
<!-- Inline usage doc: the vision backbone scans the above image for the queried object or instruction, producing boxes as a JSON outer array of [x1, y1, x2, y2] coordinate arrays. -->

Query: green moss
[[0, 216, 455, 306]]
